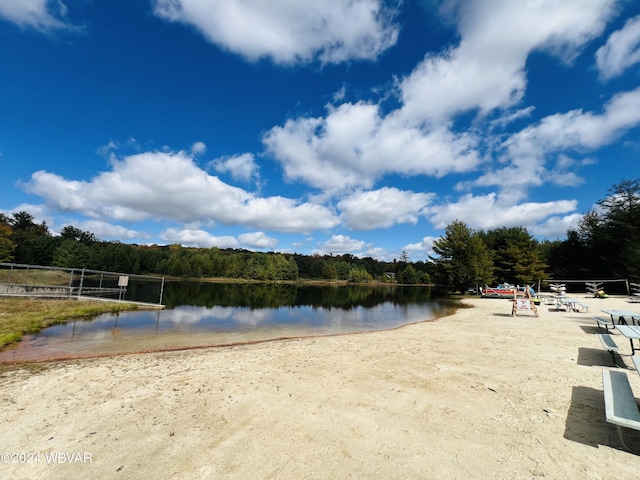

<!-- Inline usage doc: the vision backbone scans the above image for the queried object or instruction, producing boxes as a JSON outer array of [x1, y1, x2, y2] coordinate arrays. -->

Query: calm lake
[[0, 282, 459, 362]]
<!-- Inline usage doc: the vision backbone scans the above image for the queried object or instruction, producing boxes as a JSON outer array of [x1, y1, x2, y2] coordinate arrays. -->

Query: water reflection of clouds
[[74, 328, 119, 343], [1, 296, 451, 363], [321, 303, 432, 331], [161, 306, 234, 324], [0, 284, 461, 364], [60, 302, 436, 335], [161, 306, 276, 327], [324, 306, 378, 330], [230, 308, 274, 326]]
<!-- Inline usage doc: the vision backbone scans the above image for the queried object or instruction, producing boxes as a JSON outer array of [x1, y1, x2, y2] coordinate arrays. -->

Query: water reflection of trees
[[161, 282, 436, 310]]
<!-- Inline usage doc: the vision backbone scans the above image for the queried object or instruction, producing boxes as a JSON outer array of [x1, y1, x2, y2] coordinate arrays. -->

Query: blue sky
[[1, 0, 640, 262]]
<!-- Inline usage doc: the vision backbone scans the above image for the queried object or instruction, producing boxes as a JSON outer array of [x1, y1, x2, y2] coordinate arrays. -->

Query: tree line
[[1, 179, 639, 290], [0, 212, 426, 283], [429, 179, 640, 292]]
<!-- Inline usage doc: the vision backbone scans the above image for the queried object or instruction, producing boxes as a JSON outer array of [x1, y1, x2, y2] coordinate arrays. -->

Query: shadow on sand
[[579, 325, 605, 335], [576, 347, 626, 368], [565, 385, 640, 453]]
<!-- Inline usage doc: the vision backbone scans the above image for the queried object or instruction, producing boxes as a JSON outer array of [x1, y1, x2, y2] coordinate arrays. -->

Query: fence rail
[[0, 262, 165, 307]]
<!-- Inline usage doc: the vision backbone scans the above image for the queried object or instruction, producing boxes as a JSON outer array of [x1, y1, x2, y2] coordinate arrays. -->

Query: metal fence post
[[6, 264, 13, 293], [159, 277, 165, 306], [68, 269, 74, 299], [79, 268, 85, 297]]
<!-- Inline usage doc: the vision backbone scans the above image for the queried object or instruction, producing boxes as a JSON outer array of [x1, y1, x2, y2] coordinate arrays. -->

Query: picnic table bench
[[556, 297, 589, 312], [602, 369, 640, 452], [573, 301, 589, 313], [554, 300, 568, 311], [593, 316, 615, 333], [538, 294, 556, 305], [598, 333, 621, 366], [632, 355, 640, 373]]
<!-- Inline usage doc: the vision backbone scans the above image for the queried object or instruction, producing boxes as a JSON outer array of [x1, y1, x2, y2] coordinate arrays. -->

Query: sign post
[[512, 285, 539, 317], [118, 275, 129, 301]]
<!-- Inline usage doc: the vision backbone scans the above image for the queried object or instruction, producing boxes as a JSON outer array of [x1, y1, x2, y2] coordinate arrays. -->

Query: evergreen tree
[[59, 225, 97, 244], [479, 226, 546, 285], [467, 235, 495, 287], [0, 214, 15, 262], [596, 179, 640, 279], [53, 239, 91, 268], [430, 220, 494, 293], [9, 211, 54, 265], [574, 179, 640, 279]]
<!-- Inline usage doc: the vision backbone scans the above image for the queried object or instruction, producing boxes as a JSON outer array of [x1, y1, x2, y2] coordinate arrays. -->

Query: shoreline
[[2, 295, 640, 478], [0, 320, 441, 367], [0, 298, 463, 366]]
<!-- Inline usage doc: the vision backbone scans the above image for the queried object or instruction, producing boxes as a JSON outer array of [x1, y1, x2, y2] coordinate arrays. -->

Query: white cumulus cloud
[[212, 153, 259, 183], [428, 193, 578, 235], [160, 228, 239, 248], [191, 141, 207, 155], [318, 234, 366, 255], [70, 220, 142, 241], [264, 102, 481, 192], [238, 231, 278, 249], [463, 86, 640, 195], [0, 0, 74, 31], [403, 236, 437, 259], [529, 213, 584, 239], [338, 187, 433, 230], [596, 15, 640, 80], [23, 148, 339, 234], [152, 0, 399, 65], [399, 0, 617, 124]]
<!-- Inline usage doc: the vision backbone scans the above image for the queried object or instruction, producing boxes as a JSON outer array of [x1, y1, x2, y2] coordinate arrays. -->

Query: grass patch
[[0, 298, 139, 350], [0, 332, 22, 346], [0, 268, 72, 286]]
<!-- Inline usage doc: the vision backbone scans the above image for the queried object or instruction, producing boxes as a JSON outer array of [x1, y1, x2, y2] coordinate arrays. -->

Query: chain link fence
[[0, 262, 165, 307]]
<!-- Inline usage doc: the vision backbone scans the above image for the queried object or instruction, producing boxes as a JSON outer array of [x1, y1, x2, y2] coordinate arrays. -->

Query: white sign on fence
[[118, 275, 129, 287]]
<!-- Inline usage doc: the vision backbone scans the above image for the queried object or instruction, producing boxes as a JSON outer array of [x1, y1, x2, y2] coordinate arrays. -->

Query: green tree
[[416, 270, 430, 284], [323, 262, 338, 280], [0, 214, 15, 262], [59, 225, 97, 244], [97, 241, 140, 273], [246, 255, 268, 280], [137, 245, 167, 274], [188, 252, 214, 277], [480, 226, 546, 286], [9, 211, 54, 264], [347, 267, 373, 283], [399, 264, 418, 284], [53, 239, 91, 268], [334, 260, 351, 280], [430, 220, 494, 293], [273, 254, 298, 281], [589, 179, 640, 279], [467, 234, 495, 287]]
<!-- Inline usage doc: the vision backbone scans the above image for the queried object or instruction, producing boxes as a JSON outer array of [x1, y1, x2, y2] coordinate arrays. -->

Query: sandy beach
[[2, 295, 640, 479]]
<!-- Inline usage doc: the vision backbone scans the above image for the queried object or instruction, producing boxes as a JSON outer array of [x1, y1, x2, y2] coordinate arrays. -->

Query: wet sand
[[2, 295, 640, 478]]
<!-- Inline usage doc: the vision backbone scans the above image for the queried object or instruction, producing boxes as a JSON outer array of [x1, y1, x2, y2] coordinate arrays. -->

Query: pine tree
[[430, 220, 494, 293]]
